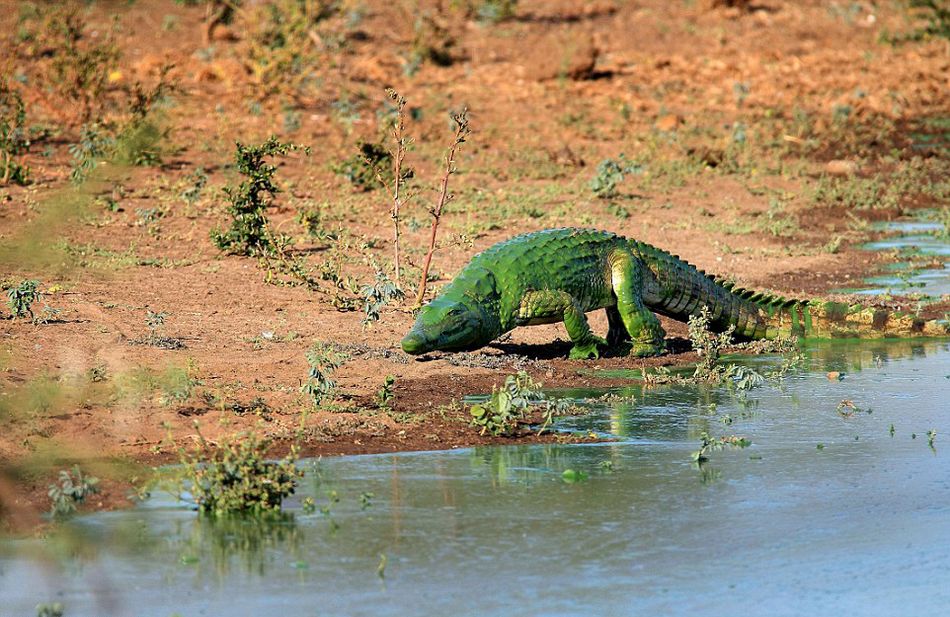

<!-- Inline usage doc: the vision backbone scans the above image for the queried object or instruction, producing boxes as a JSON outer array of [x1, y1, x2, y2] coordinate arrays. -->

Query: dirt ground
[[1, 0, 948, 527]]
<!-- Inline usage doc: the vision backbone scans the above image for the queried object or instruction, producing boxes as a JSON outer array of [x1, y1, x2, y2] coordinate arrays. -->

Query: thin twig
[[416, 108, 470, 306]]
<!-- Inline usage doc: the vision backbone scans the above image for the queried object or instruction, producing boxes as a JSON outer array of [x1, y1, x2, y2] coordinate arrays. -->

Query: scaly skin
[[400, 228, 950, 358]]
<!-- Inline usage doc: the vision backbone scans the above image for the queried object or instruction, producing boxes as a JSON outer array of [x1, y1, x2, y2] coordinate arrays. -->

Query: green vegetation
[[48, 465, 100, 518], [332, 141, 394, 191], [302, 343, 348, 405], [361, 270, 404, 325], [69, 123, 112, 184], [179, 427, 302, 515], [376, 375, 395, 408], [6, 279, 42, 319], [35, 603, 65, 617], [882, 1, 950, 43], [113, 68, 174, 167], [469, 371, 571, 436], [692, 432, 751, 464], [589, 155, 639, 199], [0, 79, 30, 185], [211, 136, 306, 256]]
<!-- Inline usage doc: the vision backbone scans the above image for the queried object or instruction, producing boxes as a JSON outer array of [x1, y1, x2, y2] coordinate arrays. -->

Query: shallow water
[[843, 220, 950, 297], [2, 339, 950, 617]]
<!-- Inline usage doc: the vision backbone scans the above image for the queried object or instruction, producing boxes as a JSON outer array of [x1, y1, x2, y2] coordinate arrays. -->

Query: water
[[842, 221, 950, 297], [2, 339, 949, 617]]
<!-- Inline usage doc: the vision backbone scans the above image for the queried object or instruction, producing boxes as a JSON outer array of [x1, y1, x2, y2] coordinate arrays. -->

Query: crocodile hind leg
[[609, 250, 666, 357], [606, 305, 631, 346], [519, 290, 607, 360]]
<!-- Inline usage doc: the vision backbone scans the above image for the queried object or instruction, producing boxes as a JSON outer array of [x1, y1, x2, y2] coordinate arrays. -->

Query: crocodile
[[400, 228, 949, 359]]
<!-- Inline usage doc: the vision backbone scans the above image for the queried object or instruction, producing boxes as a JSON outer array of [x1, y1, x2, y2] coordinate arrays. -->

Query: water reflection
[[1, 339, 949, 616]]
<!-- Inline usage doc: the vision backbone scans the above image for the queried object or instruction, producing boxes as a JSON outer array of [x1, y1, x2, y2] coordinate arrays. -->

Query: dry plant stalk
[[369, 88, 412, 287], [416, 108, 470, 306], [385, 89, 409, 286]]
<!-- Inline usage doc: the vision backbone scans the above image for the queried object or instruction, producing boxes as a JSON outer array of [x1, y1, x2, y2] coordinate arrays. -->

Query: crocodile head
[[401, 268, 499, 355]]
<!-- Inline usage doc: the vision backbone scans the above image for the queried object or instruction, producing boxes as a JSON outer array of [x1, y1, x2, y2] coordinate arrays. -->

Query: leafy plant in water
[[687, 306, 736, 380], [179, 426, 302, 515], [469, 371, 571, 436], [6, 279, 41, 319], [301, 342, 348, 405], [48, 465, 100, 518], [211, 136, 306, 256], [692, 431, 751, 464], [0, 78, 30, 185], [35, 603, 65, 617]]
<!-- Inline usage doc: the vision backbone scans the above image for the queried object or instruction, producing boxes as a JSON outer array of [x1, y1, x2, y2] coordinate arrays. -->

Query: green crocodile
[[400, 228, 949, 359]]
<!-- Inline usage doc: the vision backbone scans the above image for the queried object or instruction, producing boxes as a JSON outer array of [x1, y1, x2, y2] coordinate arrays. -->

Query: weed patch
[[48, 465, 100, 518], [469, 371, 571, 436], [0, 79, 30, 185], [178, 427, 302, 515], [302, 343, 349, 406], [211, 136, 307, 257]]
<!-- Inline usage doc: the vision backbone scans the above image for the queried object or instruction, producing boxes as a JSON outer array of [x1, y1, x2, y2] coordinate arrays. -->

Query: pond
[[2, 339, 949, 616]]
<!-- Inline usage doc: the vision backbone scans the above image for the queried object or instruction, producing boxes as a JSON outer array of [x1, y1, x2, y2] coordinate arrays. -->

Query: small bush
[[211, 136, 306, 256], [69, 123, 113, 184], [882, 0, 950, 43], [0, 79, 30, 185], [469, 371, 570, 436], [6, 279, 41, 319], [361, 270, 404, 325], [589, 154, 640, 199], [301, 343, 348, 405], [180, 428, 302, 515], [48, 465, 100, 518], [113, 69, 174, 167], [332, 141, 394, 191]]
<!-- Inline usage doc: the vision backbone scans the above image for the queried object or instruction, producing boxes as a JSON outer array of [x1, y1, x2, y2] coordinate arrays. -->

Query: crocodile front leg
[[519, 290, 607, 359], [609, 250, 666, 357]]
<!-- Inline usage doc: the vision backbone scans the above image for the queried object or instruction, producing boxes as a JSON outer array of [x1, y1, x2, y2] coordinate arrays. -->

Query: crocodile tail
[[706, 277, 950, 339], [794, 300, 950, 339]]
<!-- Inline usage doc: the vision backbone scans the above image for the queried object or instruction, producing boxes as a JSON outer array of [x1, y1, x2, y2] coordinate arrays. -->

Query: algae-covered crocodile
[[400, 228, 949, 359]]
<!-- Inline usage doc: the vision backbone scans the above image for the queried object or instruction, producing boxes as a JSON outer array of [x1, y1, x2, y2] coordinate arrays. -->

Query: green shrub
[[589, 154, 640, 199], [301, 342, 348, 405], [180, 429, 302, 515], [332, 141, 394, 191], [469, 371, 570, 436], [48, 465, 100, 518], [6, 279, 41, 319], [0, 79, 30, 185], [69, 124, 113, 184], [882, 0, 950, 43], [361, 270, 404, 325], [211, 136, 306, 256]]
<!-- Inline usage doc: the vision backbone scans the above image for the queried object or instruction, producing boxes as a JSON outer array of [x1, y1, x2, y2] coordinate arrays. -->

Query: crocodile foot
[[630, 340, 666, 358], [569, 336, 608, 360]]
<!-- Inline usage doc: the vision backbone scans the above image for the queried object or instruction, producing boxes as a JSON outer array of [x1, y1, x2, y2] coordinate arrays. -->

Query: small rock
[[655, 114, 681, 132], [520, 31, 598, 81], [825, 160, 858, 176]]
